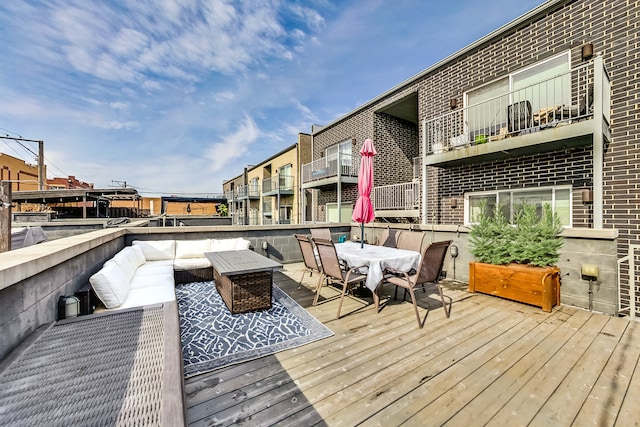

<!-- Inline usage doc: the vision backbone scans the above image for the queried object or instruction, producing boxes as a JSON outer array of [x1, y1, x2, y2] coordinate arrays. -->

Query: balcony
[[224, 190, 236, 202], [372, 181, 420, 218], [301, 153, 358, 189], [423, 57, 610, 168], [262, 175, 294, 196], [237, 184, 260, 200]]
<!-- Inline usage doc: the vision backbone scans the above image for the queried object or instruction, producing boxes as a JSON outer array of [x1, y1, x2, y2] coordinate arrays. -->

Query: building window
[[249, 177, 259, 197], [464, 52, 571, 135], [325, 139, 352, 166], [278, 164, 293, 190], [465, 185, 571, 227]]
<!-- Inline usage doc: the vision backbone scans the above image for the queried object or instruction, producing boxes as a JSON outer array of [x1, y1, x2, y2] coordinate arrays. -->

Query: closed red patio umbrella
[[352, 138, 376, 248]]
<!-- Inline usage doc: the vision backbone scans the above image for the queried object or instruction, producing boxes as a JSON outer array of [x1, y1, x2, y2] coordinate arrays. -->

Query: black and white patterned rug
[[176, 281, 333, 378]]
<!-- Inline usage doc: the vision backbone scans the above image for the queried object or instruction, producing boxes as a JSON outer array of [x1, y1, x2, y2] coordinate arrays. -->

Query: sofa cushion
[[135, 262, 175, 277], [89, 261, 130, 309], [234, 238, 251, 250], [111, 247, 144, 282], [210, 237, 251, 252], [132, 240, 175, 261], [130, 269, 175, 290], [175, 239, 211, 259], [130, 244, 146, 266], [116, 283, 176, 310], [173, 258, 212, 271]]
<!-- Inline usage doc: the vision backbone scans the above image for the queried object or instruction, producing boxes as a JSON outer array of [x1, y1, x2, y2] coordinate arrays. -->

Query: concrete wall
[[358, 223, 619, 314], [0, 221, 617, 362], [0, 224, 350, 361]]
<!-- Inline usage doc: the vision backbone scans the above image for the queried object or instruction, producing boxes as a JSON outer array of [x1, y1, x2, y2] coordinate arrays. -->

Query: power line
[[0, 133, 70, 178]]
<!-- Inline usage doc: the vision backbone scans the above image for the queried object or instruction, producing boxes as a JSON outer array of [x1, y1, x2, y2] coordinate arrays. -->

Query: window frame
[[325, 139, 353, 167], [464, 185, 573, 227], [463, 51, 571, 135]]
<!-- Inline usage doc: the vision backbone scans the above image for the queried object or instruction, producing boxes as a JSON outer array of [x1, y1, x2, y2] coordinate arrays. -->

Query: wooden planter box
[[468, 262, 560, 312]]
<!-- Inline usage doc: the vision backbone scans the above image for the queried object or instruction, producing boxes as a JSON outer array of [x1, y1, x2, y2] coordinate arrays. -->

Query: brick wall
[[312, 0, 640, 258]]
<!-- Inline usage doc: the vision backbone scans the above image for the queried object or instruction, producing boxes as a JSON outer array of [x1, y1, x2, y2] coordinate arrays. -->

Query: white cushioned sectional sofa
[[89, 238, 251, 311]]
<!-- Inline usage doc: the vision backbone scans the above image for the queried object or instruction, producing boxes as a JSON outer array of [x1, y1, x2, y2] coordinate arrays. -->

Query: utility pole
[[0, 136, 45, 190], [1, 181, 11, 252]]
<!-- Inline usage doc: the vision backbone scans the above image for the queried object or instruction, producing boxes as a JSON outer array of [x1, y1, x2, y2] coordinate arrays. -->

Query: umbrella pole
[[360, 223, 364, 248]]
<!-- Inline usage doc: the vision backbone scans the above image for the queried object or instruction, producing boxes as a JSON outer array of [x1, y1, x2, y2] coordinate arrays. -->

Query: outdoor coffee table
[[205, 250, 283, 314]]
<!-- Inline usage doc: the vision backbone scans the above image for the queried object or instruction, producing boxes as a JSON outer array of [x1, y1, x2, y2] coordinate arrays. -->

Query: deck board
[[185, 262, 640, 426]]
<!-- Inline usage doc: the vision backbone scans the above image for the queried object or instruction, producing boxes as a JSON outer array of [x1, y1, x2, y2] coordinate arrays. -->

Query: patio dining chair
[[381, 240, 453, 328], [395, 230, 425, 253], [378, 227, 398, 247], [310, 228, 332, 241], [313, 238, 368, 319], [294, 234, 324, 295]]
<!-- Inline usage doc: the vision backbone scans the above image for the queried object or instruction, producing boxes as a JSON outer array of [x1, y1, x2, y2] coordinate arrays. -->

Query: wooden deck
[[185, 263, 640, 426]]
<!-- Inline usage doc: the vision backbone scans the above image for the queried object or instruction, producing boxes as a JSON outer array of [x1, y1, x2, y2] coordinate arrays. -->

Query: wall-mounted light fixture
[[0, 198, 12, 209], [450, 197, 458, 209], [352, 137, 357, 145], [261, 241, 268, 251], [449, 98, 458, 109], [581, 43, 594, 61], [581, 263, 598, 311], [581, 189, 593, 204]]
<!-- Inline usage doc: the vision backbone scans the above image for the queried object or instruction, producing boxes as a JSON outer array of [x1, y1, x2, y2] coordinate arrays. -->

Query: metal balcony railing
[[262, 175, 294, 193], [423, 61, 599, 154], [372, 181, 421, 211], [224, 190, 236, 201], [237, 184, 260, 199], [301, 153, 358, 184]]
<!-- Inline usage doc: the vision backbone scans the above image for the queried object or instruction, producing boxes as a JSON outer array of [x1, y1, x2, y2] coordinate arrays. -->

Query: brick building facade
[[306, 0, 639, 255]]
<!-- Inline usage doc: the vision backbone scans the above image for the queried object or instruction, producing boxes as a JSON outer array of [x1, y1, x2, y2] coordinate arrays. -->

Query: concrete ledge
[[0, 228, 126, 291]]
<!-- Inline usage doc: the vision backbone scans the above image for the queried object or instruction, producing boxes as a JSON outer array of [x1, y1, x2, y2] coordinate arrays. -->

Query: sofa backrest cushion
[[132, 240, 176, 261], [175, 239, 211, 259], [131, 244, 146, 266], [111, 247, 144, 282], [210, 237, 251, 252], [89, 261, 130, 309], [234, 238, 251, 250]]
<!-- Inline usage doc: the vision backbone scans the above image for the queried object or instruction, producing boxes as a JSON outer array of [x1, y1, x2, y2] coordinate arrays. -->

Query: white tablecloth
[[335, 242, 421, 291]]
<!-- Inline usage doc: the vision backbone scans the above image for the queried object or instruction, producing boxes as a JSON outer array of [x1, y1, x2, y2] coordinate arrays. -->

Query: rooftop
[[184, 263, 640, 426]]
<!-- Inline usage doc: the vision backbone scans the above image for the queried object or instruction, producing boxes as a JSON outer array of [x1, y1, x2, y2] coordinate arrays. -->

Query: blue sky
[[0, 0, 544, 197]]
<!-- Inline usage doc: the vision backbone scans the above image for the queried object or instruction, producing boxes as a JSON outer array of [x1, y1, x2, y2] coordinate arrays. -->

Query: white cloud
[[214, 91, 235, 102], [289, 5, 325, 31], [110, 102, 129, 110], [205, 115, 260, 172], [142, 80, 162, 91], [100, 120, 139, 130]]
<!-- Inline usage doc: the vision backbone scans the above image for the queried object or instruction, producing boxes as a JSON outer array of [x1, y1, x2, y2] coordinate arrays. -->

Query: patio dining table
[[334, 241, 421, 292]]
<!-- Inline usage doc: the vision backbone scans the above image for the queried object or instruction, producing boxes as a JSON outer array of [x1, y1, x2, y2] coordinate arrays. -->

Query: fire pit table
[[205, 249, 283, 314]]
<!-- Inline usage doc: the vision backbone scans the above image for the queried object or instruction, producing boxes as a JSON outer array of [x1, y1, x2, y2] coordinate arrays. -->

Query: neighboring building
[[47, 175, 93, 190], [223, 171, 248, 224], [304, 0, 639, 313], [223, 133, 312, 225], [306, 0, 635, 234], [0, 153, 43, 191]]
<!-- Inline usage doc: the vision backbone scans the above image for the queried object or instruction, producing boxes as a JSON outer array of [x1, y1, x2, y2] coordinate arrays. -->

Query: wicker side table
[[206, 250, 283, 314]]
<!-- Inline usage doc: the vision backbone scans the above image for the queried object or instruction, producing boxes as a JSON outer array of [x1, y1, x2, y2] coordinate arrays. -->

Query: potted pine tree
[[468, 202, 563, 312]]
